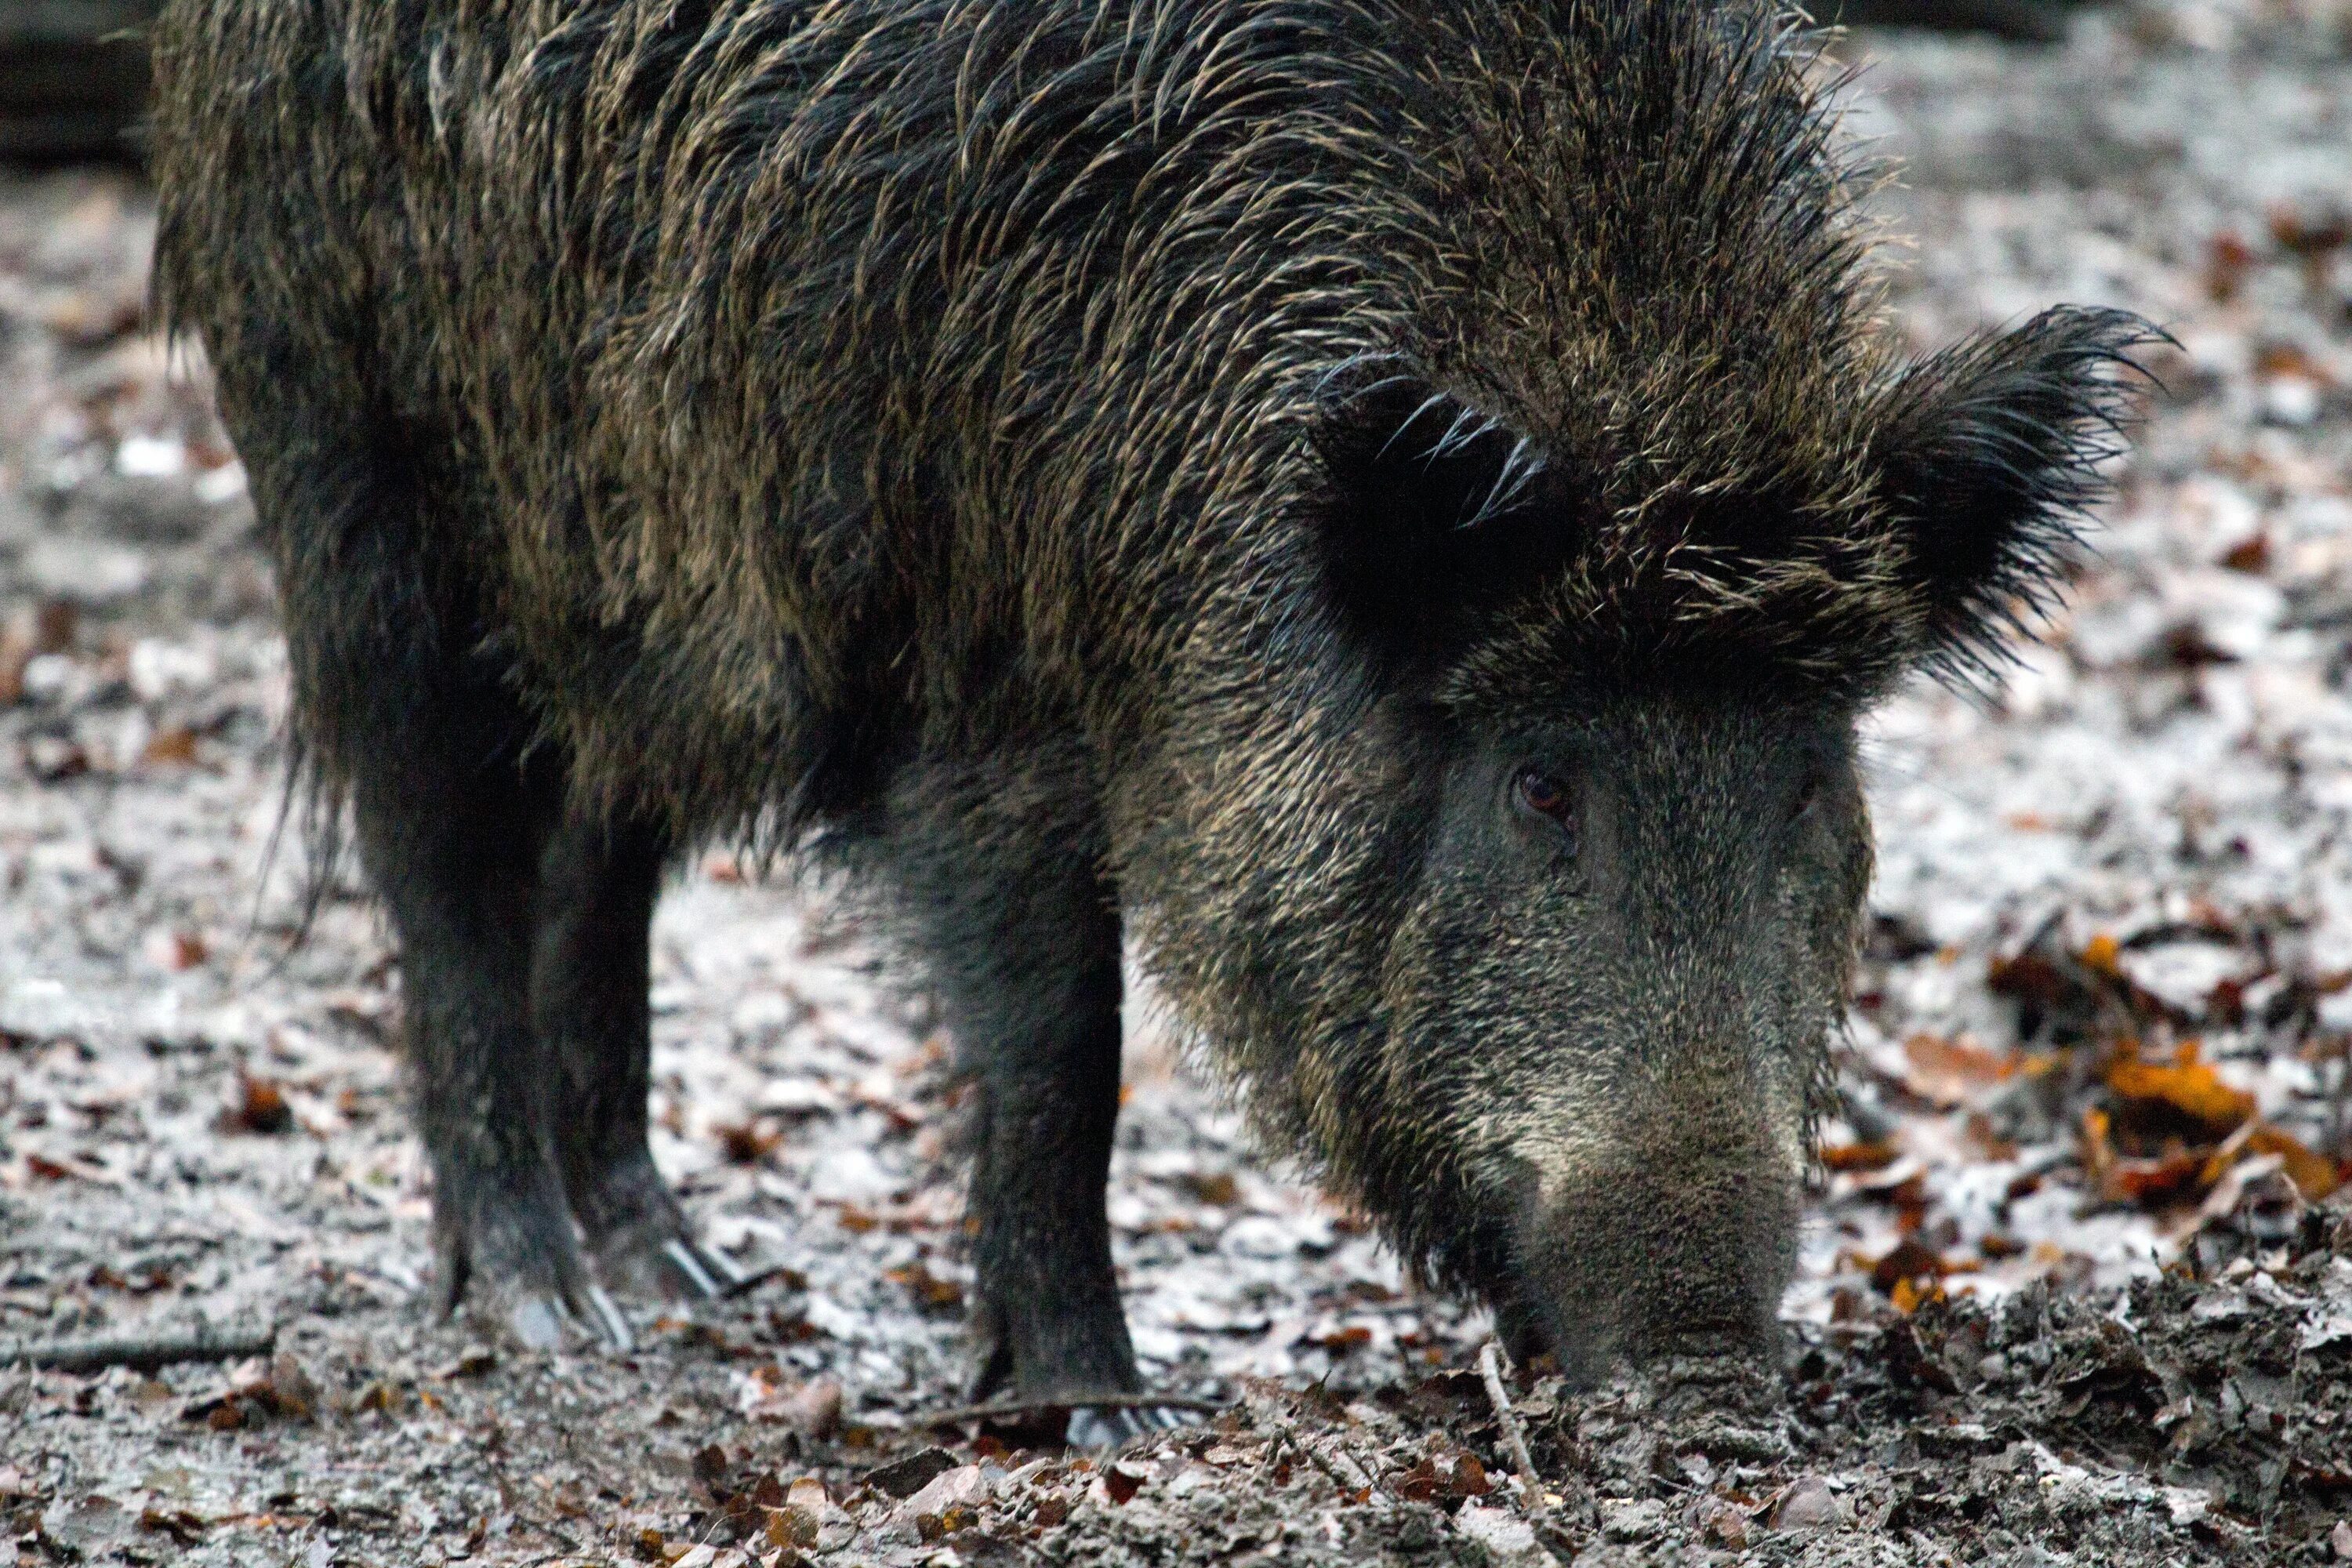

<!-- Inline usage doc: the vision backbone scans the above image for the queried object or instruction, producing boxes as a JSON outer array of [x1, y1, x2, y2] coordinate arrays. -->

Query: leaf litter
[[5, 1, 2352, 1563]]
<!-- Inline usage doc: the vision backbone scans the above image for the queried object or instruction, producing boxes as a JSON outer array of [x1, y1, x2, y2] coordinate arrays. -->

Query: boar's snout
[[1506, 1116, 1803, 1384]]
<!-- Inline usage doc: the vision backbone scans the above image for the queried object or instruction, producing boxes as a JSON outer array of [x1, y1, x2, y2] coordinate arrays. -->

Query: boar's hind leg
[[339, 671, 633, 1352], [890, 785, 1168, 1432], [250, 415, 629, 1351], [533, 815, 747, 1301]]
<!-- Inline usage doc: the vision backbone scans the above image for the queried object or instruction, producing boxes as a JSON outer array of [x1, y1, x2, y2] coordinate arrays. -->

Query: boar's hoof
[[1064, 1403, 1196, 1450], [648, 1235, 756, 1299], [587, 1223, 754, 1302], [570, 1156, 751, 1302], [500, 1283, 634, 1353], [431, 1174, 636, 1352]]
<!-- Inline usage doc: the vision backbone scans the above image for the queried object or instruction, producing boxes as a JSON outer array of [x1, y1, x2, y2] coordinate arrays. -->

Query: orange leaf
[[2080, 1105, 2114, 1171], [2242, 1124, 2339, 1202], [2106, 1043, 2254, 1134], [1889, 1276, 1946, 1314]]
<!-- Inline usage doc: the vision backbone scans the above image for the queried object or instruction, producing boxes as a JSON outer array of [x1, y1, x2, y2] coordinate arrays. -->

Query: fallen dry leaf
[[140, 725, 199, 767], [712, 1119, 782, 1164], [220, 1074, 292, 1135], [2107, 1042, 2256, 1136], [1820, 1140, 1900, 1173], [885, 1260, 964, 1312], [2199, 1120, 2343, 1203], [1099, 1465, 1144, 1505], [1903, 1033, 2020, 1108], [2205, 228, 2257, 299]]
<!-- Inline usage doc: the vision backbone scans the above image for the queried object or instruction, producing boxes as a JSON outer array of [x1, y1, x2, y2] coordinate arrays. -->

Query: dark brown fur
[[150, 0, 2147, 1402]]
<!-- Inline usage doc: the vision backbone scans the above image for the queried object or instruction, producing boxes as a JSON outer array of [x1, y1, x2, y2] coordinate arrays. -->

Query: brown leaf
[[1902, 1034, 2019, 1108], [431, 1346, 496, 1381], [34, 600, 77, 655], [140, 727, 199, 768], [885, 1261, 964, 1312], [0, 630, 31, 706], [220, 1074, 292, 1135], [2205, 229, 2257, 299], [2269, 201, 2351, 257], [1100, 1465, 1144, 1505], [712, 1119, 782, 1164], [2219, 534, 2271, 574], [2109, 1147, 2208, 1208], [2153, 623, 2240, 670], [137, 1509, 209, 1545], [767, 1504, 818, 1550], [1820, 1140, 1899, 1173], [1871, 1239, 1941, 1293], [1178, 1171, 1240, 1206], [1698, 1496, 1751, 1549]]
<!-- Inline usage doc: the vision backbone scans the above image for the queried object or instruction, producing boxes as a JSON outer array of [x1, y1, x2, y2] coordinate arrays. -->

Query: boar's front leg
[[886, 777, 1178, 1441], [533, 814, 748, 1301]]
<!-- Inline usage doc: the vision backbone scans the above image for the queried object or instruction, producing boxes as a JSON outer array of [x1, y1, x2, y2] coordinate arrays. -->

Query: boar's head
[[1116, 4, 2153, 1384], [1252, 308, 2147, 1381]]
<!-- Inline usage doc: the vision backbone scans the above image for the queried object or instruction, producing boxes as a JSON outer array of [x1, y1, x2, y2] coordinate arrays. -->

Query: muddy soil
[[4, 2, 2352, 1563]]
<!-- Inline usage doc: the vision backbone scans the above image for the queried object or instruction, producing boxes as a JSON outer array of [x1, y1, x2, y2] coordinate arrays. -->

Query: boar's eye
[[1511, 767, 1577, 836], [1789, 775, 1822, 824]]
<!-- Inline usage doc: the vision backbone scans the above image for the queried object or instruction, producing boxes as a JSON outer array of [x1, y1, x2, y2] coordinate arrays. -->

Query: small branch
[[923, 1392, 1226, 1426], [1479, 1341, 1548, 1521], [1263, 1415, 1373, 1497], [0, 1321, 276, 1374]]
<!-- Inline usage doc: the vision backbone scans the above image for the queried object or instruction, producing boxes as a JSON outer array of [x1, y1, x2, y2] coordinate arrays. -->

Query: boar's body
[[151, 0, 2142, 1403]]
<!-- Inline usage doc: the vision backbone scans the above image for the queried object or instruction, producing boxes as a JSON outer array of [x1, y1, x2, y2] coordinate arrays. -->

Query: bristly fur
[[149, 0, 2151, 1330]]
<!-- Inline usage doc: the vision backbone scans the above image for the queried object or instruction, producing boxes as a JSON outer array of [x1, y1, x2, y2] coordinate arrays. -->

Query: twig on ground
[[1479, 1341, 1548, 1520], [1263, 1414, 1374, 1497], [0, 1320, 276, 1374], [924, 1392, 1227, 1426]]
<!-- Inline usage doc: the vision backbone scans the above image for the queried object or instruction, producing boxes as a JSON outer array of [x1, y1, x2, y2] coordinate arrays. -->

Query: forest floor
[[5, 3, 2352, 1564]]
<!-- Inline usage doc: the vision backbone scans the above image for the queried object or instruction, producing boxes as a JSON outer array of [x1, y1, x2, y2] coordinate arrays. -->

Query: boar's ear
[[1311, 374, 1573, 665], [1875, 307, 2160, 678]]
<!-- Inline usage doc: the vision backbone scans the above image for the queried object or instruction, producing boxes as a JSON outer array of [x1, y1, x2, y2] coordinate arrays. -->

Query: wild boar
[[148, 0, 2146, 1428]]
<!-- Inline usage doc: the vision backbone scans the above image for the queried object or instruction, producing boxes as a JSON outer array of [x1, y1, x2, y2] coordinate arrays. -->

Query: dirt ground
[[5, 3, 2352, 1564]]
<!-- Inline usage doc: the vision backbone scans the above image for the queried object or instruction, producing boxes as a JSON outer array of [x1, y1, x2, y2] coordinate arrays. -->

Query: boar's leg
[[883, 780, 1177, 1436], [340, 677, 633, 1352], [958, 873, 1132, 1403], [209, 318, 627, 1349], [532, 814, 746, 1300]]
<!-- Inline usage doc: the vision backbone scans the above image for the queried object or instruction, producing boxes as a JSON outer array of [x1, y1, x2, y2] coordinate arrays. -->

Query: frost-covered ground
[[4, 4, 2352, 1564]]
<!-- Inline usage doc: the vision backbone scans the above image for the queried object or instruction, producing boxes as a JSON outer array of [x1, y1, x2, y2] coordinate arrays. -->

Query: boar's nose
[[1509, 1134, 1801, 1385]]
